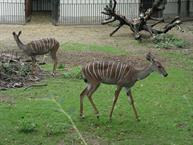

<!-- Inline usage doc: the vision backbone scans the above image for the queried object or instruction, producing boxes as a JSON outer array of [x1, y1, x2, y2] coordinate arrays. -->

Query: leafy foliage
[[63, 66, 82, 79], [18, 119, 37, 133], [153, 34, 188, 49]]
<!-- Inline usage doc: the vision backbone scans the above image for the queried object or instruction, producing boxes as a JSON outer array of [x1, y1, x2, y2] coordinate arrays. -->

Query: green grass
[[1, 41, 193, 145], [61, 42, 126, 55], [1, 66, 193, 145]]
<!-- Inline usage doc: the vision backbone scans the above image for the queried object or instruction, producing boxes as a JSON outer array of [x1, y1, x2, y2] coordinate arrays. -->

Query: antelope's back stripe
[[82, 61, 133, 82]]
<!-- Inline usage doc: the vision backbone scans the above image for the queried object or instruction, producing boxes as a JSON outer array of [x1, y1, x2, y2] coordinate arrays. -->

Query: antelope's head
[[146, 52, 168, 77], [12, 31, 22, 41]]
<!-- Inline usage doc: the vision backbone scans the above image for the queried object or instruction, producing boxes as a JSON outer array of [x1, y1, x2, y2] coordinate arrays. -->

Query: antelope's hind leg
[[31, 56, 37, 76], [87, 83, 100, 118], [50, 49, 58, 77], [80, 83, 100, 119], [80, 87, 87, 119]]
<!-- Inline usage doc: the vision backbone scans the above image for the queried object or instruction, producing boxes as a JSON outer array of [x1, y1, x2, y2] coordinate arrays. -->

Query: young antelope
[[13, 31, 59, 76], [80, 52, 168, 121]]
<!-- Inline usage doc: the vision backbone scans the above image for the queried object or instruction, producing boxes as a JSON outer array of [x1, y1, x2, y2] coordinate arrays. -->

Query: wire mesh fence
[[32, 0, 51, 11], [58, 0, 140, 25], [0, 0, 25, 24], [0, 0, 192, 25]]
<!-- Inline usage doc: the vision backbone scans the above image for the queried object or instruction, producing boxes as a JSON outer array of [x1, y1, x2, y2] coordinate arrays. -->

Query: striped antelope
[[12, 31, 59, 76], [80, 52, 168, 121]]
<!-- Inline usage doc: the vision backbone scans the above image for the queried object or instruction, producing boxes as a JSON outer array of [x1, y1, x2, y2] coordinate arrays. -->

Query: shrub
[[153, 34, 188, 49], [63, 66, 82, 79], [18, 119, 37, 133]]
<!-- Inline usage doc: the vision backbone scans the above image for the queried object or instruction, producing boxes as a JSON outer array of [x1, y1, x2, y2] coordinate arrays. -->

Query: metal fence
[[32, 0, 51, 11], [0, 0, 192, 25], [0, 0, 25, 24], [58, 0, 140, 25], [164, 0, 193, 17]]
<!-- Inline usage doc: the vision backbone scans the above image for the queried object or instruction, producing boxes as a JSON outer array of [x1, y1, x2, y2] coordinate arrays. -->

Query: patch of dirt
[[83, 132, 109, 145], [0, 95, 15, 104], [57, 50, 167, 69]]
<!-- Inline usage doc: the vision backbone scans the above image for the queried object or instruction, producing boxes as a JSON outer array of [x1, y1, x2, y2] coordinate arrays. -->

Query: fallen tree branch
[[102, 0, 183, 40]]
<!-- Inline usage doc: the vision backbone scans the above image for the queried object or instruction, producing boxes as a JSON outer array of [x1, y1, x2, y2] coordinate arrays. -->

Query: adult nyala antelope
[[80, 52, 168, 121], [13, 31, 59, 76]]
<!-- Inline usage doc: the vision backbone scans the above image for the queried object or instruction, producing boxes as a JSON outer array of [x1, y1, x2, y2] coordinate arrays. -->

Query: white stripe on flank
[[37, 41, 41, 53], [51, 39, 54, 48], [92, 62, 98, 80], [124, 66, 131, 79], [102, 61, 105, 79], [115, 62, 120, 80], [117, 63, 123, 80], [46, 39, 49, 48], [87, 63, 92, 79], [97, 61, 101, 79], [106, 61, 111, 78], [49, 39, 52, 48], [121, 64, 127, 78], [34, 41, 38, 53], [41, 39, 46, 52], [95, 62, 100, 80], [109, 62, 115, 79]]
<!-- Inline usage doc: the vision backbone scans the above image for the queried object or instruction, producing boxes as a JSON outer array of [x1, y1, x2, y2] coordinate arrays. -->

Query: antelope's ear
[[146, 52, 155, 62], [18, 31, 22, 37]]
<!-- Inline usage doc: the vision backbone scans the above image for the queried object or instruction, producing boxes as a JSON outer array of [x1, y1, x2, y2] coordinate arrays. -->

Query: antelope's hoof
[[80, 115, 85, 119], [109, 116, 112, 122], [136, 117, 141, 122], [51, 73, 55, 77], [96, 113, 100, 119], [135, 34, 141, 40]]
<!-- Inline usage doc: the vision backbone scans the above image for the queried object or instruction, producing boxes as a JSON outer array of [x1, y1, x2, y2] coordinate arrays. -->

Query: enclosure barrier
[[164, 0, 193, 17], [0, 0, 25, 24], [32, 0, 51, 11], [0, 0, 192, 25], [58, 0, 140, 25]]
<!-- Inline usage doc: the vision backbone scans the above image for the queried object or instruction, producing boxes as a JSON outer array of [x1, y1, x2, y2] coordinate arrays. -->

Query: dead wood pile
[[0, 51, 44, 89]]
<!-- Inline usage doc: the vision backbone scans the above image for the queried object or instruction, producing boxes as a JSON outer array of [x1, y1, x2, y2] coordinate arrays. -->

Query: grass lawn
[[1, 42, 193, 145]]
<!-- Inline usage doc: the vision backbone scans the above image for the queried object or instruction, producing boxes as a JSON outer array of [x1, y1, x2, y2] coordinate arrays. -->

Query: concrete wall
[[0, 0, 25, 24], [59, 0, 140, 25]]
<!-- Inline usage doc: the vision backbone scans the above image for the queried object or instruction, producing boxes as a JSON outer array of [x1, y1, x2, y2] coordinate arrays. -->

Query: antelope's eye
[[158, 65, 162, 68]]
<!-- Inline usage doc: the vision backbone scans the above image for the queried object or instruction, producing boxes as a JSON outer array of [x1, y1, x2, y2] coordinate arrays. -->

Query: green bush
[[153, 34, 188, 49], [63, 66, 82, 79], [18, 119, 37, 133]]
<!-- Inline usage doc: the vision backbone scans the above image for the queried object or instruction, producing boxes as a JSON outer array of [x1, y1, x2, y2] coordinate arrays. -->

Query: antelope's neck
[[136, 63, 153, 80], [15, 37, 25, 50]]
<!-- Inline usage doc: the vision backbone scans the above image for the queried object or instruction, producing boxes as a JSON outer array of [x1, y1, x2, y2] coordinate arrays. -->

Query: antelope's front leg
[[109, 86, 122, 120], [31, 56, 37, 76], [125, 88, 140, 121]]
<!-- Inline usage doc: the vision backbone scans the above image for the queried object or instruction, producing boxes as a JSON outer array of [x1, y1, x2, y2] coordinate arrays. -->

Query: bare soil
[[0, 20, 192, 68]]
